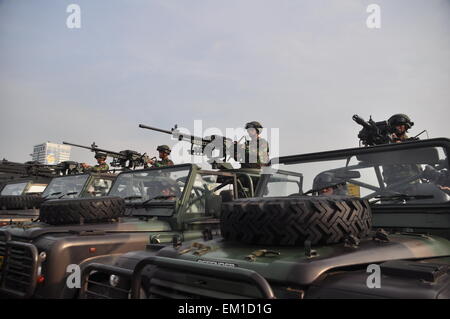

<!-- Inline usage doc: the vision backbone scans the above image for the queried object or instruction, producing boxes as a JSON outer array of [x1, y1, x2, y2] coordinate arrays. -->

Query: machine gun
[[139, 124, 239, 168], [352, 114, 392, 146], [63, 141, 150, 170]]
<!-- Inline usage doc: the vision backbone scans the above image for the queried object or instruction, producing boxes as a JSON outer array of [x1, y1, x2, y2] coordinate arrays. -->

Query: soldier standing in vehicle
[[147, 145, 174, 167], [81, 153, 109, 172], [383, 114, 422, 188], [238, 121, 270, 169], [388, 114, 415, 143]]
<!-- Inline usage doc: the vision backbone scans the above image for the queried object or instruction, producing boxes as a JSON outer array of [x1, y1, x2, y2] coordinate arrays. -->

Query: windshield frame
[[41, 173, 91, 199], [257, 138, 450, 209], [108, 163, 195, 217]]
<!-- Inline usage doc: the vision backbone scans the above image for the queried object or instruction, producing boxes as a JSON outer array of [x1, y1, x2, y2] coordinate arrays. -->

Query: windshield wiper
[[58, 192, 78, 199], [371, 194, 434, 204], [141, 195, 176, 205]]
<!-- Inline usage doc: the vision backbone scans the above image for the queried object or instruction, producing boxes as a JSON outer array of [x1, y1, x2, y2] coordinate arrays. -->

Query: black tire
[[220, 196, 372, 245], [0, 194, 43, 211], [39, 196, 125, 225]]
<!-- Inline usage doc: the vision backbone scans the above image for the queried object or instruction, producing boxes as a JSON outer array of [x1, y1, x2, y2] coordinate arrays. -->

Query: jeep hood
[[155, 234, 450, 286], [1, 218, 172, 240]]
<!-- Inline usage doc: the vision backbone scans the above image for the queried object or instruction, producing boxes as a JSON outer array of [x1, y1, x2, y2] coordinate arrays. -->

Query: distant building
[[32, 142, 71, 165]]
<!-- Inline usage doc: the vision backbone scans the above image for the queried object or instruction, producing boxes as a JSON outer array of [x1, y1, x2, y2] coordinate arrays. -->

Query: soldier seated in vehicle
[[147, 145, 174, 167], [81, 153, 109, 172], [145, 179, 180, 201], [312, 172, 348, 196]]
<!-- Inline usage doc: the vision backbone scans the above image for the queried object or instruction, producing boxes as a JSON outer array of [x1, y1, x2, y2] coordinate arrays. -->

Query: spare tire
[[39, 196, 125, 225], [220, 196, 372, 245], [0, 195, 43, 211]]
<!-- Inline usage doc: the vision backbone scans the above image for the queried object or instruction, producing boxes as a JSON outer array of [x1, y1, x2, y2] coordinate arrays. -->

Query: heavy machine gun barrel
[[63, 141, 149, 170], [139, 123, 239, 167]]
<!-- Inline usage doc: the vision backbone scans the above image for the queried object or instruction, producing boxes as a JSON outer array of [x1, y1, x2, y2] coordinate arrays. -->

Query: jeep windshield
[[42, 174, 115, 199], [1, 181, 48, 196], [108, 166, 191, 216], [260, 140, 450, 205], [42, 174, 89, 199]]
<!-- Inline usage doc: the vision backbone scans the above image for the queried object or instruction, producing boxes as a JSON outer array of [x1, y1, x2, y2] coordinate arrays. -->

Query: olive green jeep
[[80, 138, 450, 299]]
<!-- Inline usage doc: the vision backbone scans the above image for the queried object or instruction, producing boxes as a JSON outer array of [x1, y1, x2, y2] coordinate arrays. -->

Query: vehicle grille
[[0, 231, 38, 298], [0, 232, 7, 284], [3, 243, 36, 295], [146, 268, 264, 299], [84, 276, 131, 299], [81, 263, 133, 299]]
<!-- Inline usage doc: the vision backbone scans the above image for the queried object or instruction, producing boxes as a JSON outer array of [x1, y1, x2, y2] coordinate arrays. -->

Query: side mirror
[[205, 194, 222, 218]]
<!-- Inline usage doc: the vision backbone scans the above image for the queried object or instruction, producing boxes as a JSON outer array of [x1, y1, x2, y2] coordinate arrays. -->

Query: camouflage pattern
[[383, 133, 422, 186], [88, 162, 110, 173], [152, 158, 174, 168], [240, 137, 270, 169]]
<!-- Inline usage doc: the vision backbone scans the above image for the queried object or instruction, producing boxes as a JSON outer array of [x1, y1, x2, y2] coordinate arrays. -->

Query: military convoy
[[0, 163, 260, 298], [2, 120, 450, 299], [78, 138, 450, 299]]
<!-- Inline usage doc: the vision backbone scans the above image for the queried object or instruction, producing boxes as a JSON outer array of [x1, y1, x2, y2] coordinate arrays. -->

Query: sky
[[0, 0, 449, 165]]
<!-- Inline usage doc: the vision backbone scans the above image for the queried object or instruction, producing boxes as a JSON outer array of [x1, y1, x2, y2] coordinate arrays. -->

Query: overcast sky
[[0, 0, 449, 165]]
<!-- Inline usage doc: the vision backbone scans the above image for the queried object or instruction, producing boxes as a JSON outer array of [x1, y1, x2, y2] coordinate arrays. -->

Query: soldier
[[238, 121, 270, 169], [383, 114, 422, 187], [147, 145, 174, 167], [81, 153, 109, 173], [312, 172, 348, 196], [388, 114, 415, 143]]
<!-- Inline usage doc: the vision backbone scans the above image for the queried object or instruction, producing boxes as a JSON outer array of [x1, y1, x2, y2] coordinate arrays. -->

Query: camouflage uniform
[[240, 138, 270, 169], [383, 133, 422, 188], [89, 162, 110, 173], [152, 158, 174, 168], [238, 121, 270, 169], [151, 145, 174, 168]]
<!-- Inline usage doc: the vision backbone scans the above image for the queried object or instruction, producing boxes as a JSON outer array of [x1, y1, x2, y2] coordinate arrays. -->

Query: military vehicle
[[0, 177, 50, 225], [0, 159, 88, 225], [0, 163, 260, 298], [0, 171, 117, 226], [80, 138, 450, 299]]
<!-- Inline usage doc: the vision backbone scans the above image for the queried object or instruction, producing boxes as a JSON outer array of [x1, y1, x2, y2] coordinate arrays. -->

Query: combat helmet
[[245, 121, 263, 133], [157, 145, 171, 154], [388, 114, 414, 130], [94, 152, 107, 160], [312, 171, 348, 195]]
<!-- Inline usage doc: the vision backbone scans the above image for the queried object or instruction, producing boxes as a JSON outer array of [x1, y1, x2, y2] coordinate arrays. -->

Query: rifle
[[352, 114, 392, 146], [63, 141, 149, 170], [138, 124, 238, 166]]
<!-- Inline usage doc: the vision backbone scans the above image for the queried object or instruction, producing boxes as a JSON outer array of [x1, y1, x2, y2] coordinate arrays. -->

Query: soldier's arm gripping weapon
[[352, 114, 392, 146], [139, 124, 237, 164], [62, 142, 149, 170]]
